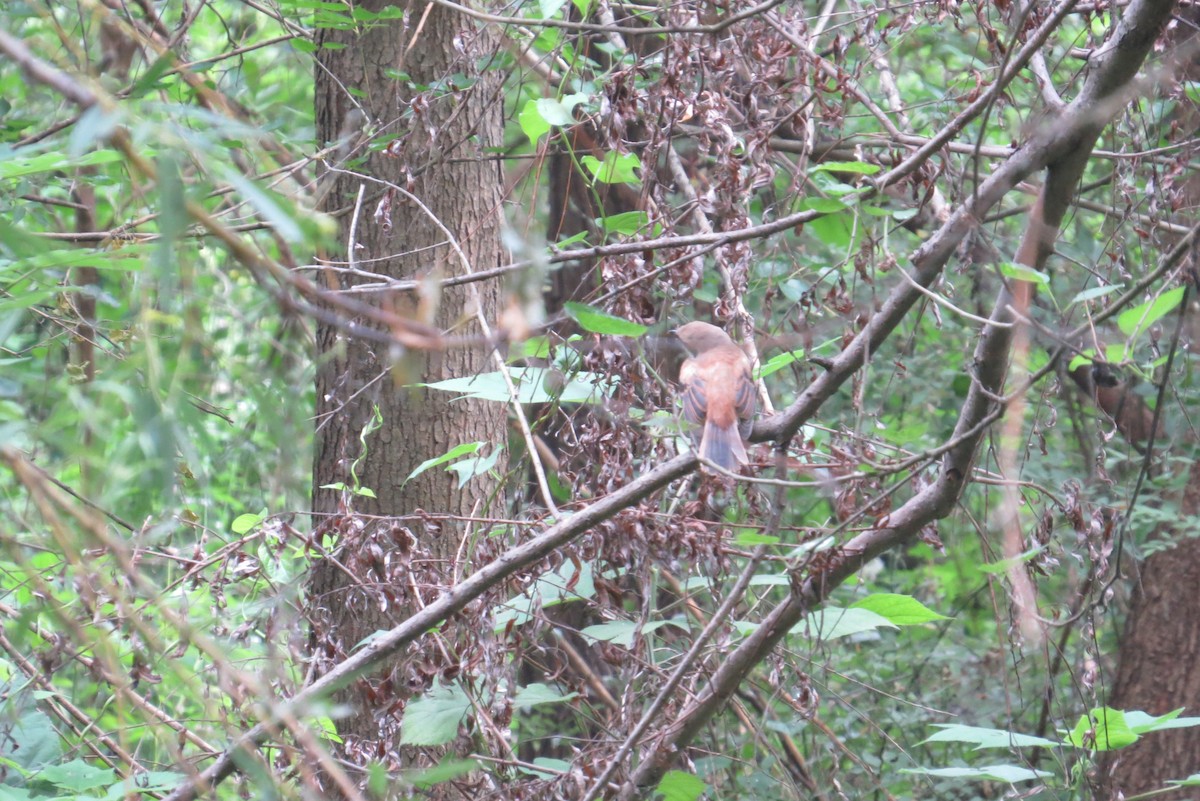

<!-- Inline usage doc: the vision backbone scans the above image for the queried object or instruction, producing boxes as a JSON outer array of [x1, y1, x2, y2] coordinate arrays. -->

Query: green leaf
[[921, 724, 1058, 750], [492, 561, 598, 631], [35, 760, 115, 792], [224, 171, 305, 244], [100, 772, 186, 800], [1070, 284, 1123, 306], [512, 683, 579, 708], [312, 716, 342, 744], [596, 210, 650, 236], [400, 685, 471, 746], [978, 545, 1046, 574], [809, 161, 881, 175], [447, 445, 502, 488], [231, 511, 267, 535], [535, 96, 577, 126], [795, 607, 896, 640], [1068, 349, 1095, 371], [800, 197, 849, 214], [418, 367, 612, 404], [655, 770, 708, 801], [1123, 708, 1200, 734], [519, 100, 552, 144], [850, 593, 949, 625], [1065, 707, 1138, 751], [998, 261, 1050, 286], [1117, 286, 1185, 338], [406, 442, 483, 484], [580, 152, 640, 184], [1169, 773, 1200, 787], [580, 619, 682, 648], [901, 765, 1053, 782], [515, 758, 570, 778], [563, 302, 647, 336], [0, 149, 123, 180], [401, 759, 479, 789], [755, 348, 805, 380], [734, 529, 780, 546]]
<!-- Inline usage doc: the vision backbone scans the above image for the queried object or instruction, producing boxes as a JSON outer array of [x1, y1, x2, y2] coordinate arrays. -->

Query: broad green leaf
[[100, 772, 185, 800], [808, 211, 854, 249], [224, 171, 305, 244], [15, 245, 151, 272], [492, 561, 599, 631], [580, 152, 640, 184], [312, 716, 342, 744], [809, 161, 881, 175], [596, 210, 651, 236], [447, 445, 502, 488], [998, 262, 1050, 286], [1123, 708, 1200, 734], [35, 760, 115, 792], [979, 545, 1047, 574], [734, 529, 780, 546], [512, 683, 579, 708], [563, 302, 647, 336], [755, 348, 805, 379], [1070, 284, 1123, 306], [406, 442, 483, 484], [1169, 774, 1200, 787], [1065, 707, 1137, 750], [535, 96, 578, 126], [580, 619, 682, 648], [1117, 287, 1185, 338], [800, 197, 848, 214], [419, 367, 611, 404], [519, 100, 552, 144], [901, 765, 1053, 782], [515, 758, 570, 778], [850, 593, 948, 625], [656, 770, 707, 801], [1068, 349, 1095, 371], [400, 685, 471, 746], [0, 149, 123, 180], [794, 607, 896, 640], [921, 724, 1057, 750], [231, 510, 267, 534], [401, 759, 479, 789]]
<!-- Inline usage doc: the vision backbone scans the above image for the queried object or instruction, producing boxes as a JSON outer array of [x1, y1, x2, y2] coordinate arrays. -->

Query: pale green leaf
[[794, 606, 896, 640], [1117, 287, 1186, 338], [921, 724, 1057, 750], [901, 765, 1053, 782], [512, 683, 579, 708], [400, 685, 471, 746], [850, 593, 949, 625], [655, 770, 707, 801], [563, 302, 647, 336], [406, 442, 483, 484]]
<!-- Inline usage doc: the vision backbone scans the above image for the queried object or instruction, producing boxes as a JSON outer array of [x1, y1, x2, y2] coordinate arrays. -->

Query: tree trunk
[[1099, 8, 1200, 796], [1100, 461, 1200, 798], [308, 0, 508, 781]]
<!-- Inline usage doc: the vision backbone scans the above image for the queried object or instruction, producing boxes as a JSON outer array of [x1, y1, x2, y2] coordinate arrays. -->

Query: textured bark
[[1102, 484, 1200, 798], [309, 0, 508, 775], [1099, 7, 1200, 797]]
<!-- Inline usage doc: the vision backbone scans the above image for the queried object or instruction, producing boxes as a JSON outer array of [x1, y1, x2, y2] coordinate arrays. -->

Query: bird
[[675, 321, 756, 471]]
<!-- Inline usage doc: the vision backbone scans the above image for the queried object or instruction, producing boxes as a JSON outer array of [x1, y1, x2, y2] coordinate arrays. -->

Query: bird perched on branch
[[675, 321, 756, 471]]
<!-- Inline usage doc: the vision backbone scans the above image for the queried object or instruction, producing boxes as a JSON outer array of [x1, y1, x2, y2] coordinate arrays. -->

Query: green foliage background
[[1, 0, 1197, 798]]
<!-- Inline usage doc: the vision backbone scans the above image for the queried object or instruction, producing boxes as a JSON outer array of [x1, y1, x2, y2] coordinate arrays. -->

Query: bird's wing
[[679, 359, 708, 426], [734, 363, 756, 422]]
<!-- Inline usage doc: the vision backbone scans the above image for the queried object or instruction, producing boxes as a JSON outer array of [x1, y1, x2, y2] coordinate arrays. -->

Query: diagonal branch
[[623, 0, 1177, 790]]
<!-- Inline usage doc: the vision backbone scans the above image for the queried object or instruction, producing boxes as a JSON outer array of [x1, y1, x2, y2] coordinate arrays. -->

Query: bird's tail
[[700, 419, 749, 471]]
